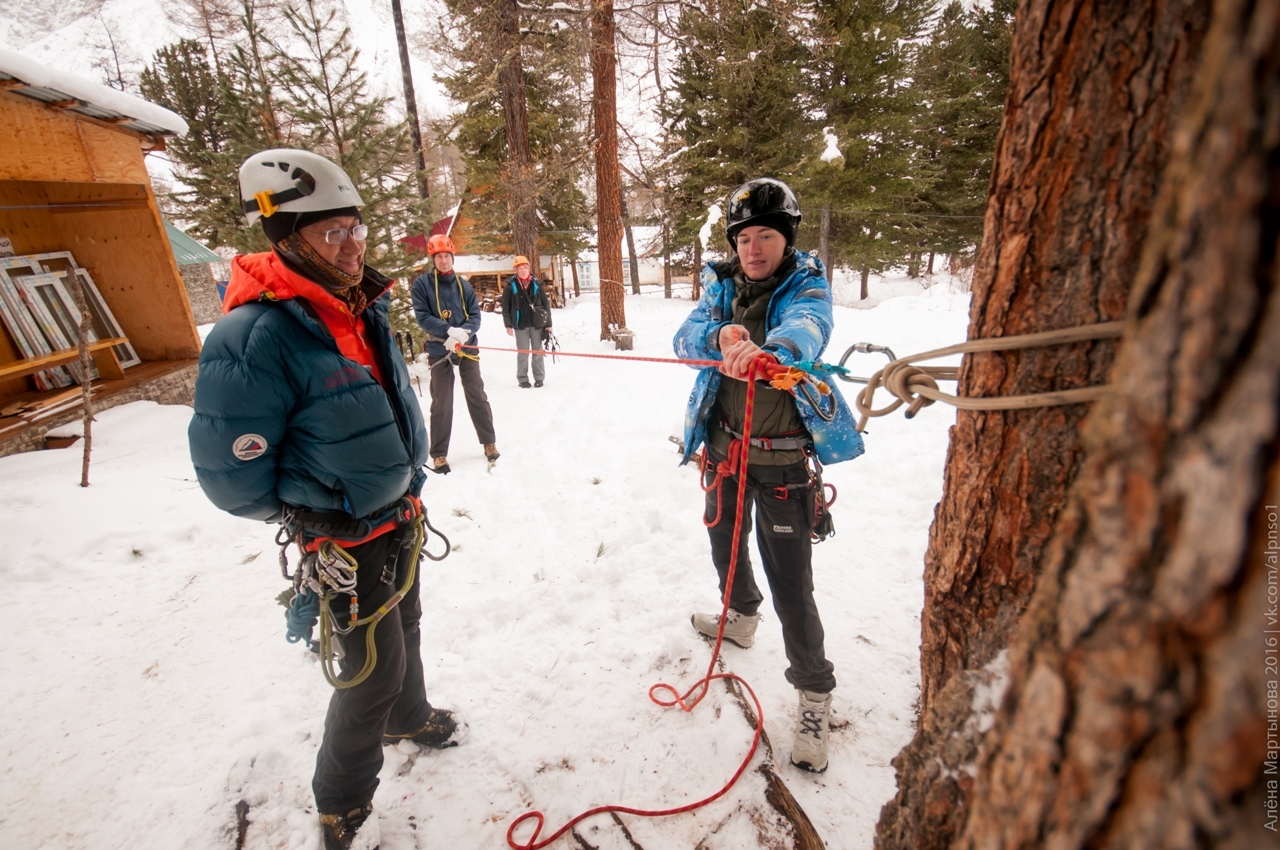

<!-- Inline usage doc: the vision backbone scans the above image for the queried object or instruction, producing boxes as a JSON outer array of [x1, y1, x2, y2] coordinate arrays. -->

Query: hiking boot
[[484, 443, 500, 462], [519, 380, 532, 388], [690, 608, 761, 648], [790, 689, 832, 773], [431, 456, 450, 475], [534, 380, 544, 388], [383, 707, 463, 749], [320, 803, 379, 850]]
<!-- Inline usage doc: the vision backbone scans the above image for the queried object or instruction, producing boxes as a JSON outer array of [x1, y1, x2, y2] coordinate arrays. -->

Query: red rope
[[459, 342, 802, 378], [506, 355, 774, 850]]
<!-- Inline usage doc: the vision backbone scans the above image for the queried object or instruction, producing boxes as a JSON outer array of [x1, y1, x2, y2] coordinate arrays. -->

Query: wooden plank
[[90, 344, 125, 381], [0, 337, 127, 381]]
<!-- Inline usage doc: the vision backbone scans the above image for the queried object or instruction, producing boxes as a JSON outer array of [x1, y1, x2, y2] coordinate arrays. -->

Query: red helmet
[[427, 234, 455, 256]]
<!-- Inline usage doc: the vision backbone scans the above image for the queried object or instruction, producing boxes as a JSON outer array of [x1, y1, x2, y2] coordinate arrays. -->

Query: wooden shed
[[0, 49, 200, 457]]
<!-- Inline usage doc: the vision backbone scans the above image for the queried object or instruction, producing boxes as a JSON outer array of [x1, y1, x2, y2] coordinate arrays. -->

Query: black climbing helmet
[[724, 177, 802, 249]]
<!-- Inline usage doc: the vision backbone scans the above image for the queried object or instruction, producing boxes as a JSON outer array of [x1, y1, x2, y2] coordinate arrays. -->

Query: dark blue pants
[[312, 529, 432, 814]]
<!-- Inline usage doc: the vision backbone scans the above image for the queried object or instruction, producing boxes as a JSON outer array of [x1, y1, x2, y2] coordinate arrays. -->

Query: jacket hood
[[224, 251, 391, 315]]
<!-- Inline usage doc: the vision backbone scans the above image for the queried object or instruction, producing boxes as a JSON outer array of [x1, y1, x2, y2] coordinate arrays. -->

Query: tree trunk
[[499, 0, 539, 266], [859, 267, 869, 301], [592, 0, 625, 338], [391, 0, 428, 199], [875, 2, 1212, 849], [570, 256, 580, 298], [959, 1, 1280, 845], [662, 220, 672, 298], [622, 190, 641, 295], [819, 206, 832, 281], [927, 251, 935, 276], [692, 236, 702, 300]]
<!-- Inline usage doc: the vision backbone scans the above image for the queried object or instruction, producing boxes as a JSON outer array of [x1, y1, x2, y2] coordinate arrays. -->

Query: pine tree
[[661, 0, 815, 265], [139, 38, 268, 252], [435, 2, 591, 261], [910, 0, 1015, 259], [799, 0, 932, 282], [271, 0, 426, 275]]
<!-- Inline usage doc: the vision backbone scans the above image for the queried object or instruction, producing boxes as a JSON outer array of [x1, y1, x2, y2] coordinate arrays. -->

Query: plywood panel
[[0, 179, 200, 364], [0, 93, 149, 184]]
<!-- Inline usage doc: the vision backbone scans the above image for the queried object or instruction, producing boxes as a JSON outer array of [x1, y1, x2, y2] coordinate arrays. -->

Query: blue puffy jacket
[[673, 250, 865, 467], [410, 269, 482, 359], [189, 252, 429, 521]]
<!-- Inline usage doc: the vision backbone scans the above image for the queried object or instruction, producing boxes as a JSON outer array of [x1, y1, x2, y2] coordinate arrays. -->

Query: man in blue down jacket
[[674, 177, 864, 777], [190, 149, 460, 850], [410, 234, 498, 474]]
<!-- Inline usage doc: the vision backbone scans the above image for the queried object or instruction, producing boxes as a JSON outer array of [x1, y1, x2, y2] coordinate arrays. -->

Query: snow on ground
[[0, 280, 969, 849]]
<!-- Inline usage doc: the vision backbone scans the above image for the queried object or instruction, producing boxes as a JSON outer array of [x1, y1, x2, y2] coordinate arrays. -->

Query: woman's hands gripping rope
[[505, 354, 775, 850]]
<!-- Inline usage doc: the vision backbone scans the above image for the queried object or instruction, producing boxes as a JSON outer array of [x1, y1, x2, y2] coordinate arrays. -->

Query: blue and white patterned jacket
[[672, 249, 865, 467]]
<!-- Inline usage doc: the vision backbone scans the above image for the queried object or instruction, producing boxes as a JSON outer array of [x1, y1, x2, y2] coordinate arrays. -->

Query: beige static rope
[[853, 321, 1125, 431]]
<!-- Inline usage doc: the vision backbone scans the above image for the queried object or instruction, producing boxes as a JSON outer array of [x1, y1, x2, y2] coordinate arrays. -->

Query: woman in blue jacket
[[674, 178, 864, 776]]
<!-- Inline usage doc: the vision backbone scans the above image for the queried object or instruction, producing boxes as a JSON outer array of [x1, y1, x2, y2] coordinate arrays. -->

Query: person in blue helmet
[[673, 177, 864, 775]]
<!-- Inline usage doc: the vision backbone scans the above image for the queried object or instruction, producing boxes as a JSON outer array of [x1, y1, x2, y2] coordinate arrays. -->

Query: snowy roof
[[0, 48, 188, 137]]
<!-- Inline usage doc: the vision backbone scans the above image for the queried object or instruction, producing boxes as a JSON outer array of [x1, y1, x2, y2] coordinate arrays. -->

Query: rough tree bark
[[592, 0, 625, 337], [499, 0, 539, 265], [876, 2, 1213, 848], [958, 1, 1280, 845]]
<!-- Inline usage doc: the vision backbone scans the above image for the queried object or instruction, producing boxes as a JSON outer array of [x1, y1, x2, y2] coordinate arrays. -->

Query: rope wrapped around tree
[[851, 321, 1125, 431]]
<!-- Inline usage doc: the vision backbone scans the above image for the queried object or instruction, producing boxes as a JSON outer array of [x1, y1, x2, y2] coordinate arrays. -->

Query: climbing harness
[[506, 355, 775, 850], [278, 495, 451, 690], [699, 431, 837, 543]]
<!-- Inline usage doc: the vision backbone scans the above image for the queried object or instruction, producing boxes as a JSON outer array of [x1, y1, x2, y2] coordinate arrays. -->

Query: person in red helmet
[[410, 234, 498, 473]]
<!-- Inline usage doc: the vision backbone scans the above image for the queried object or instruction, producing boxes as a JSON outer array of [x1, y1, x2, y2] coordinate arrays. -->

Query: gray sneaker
[[790, 689, 833, 773], [690, 608, 762, 648]]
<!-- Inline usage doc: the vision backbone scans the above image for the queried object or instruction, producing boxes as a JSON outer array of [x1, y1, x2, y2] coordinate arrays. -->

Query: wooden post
[[70, 271, 93, 486]]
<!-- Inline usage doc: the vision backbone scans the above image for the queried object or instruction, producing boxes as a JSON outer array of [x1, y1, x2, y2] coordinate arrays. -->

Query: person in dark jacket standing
[[410, 234, 499, 473], [189, 149, 461, 850], [501, 255, 553, 388]]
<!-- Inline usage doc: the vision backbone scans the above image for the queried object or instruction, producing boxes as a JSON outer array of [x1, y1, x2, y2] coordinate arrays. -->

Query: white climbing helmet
[[238, 149, 364, 225]]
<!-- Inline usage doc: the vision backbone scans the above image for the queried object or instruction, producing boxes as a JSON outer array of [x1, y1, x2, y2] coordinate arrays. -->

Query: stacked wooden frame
[[0, 252, 138, 389]]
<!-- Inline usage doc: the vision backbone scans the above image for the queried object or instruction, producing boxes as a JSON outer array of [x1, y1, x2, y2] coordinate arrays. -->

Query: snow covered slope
[[0, 281, 968, 848]]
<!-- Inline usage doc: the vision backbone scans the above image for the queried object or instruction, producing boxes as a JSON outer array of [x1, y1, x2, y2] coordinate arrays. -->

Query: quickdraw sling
[[277, 495, 451, 690]]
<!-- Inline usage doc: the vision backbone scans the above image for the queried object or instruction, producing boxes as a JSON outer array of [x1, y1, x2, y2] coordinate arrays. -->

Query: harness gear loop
[[280, 495, 451, 690]]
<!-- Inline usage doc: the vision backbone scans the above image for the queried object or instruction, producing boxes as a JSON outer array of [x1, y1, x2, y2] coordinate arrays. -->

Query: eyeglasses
[[306, 224, 368, 245]]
